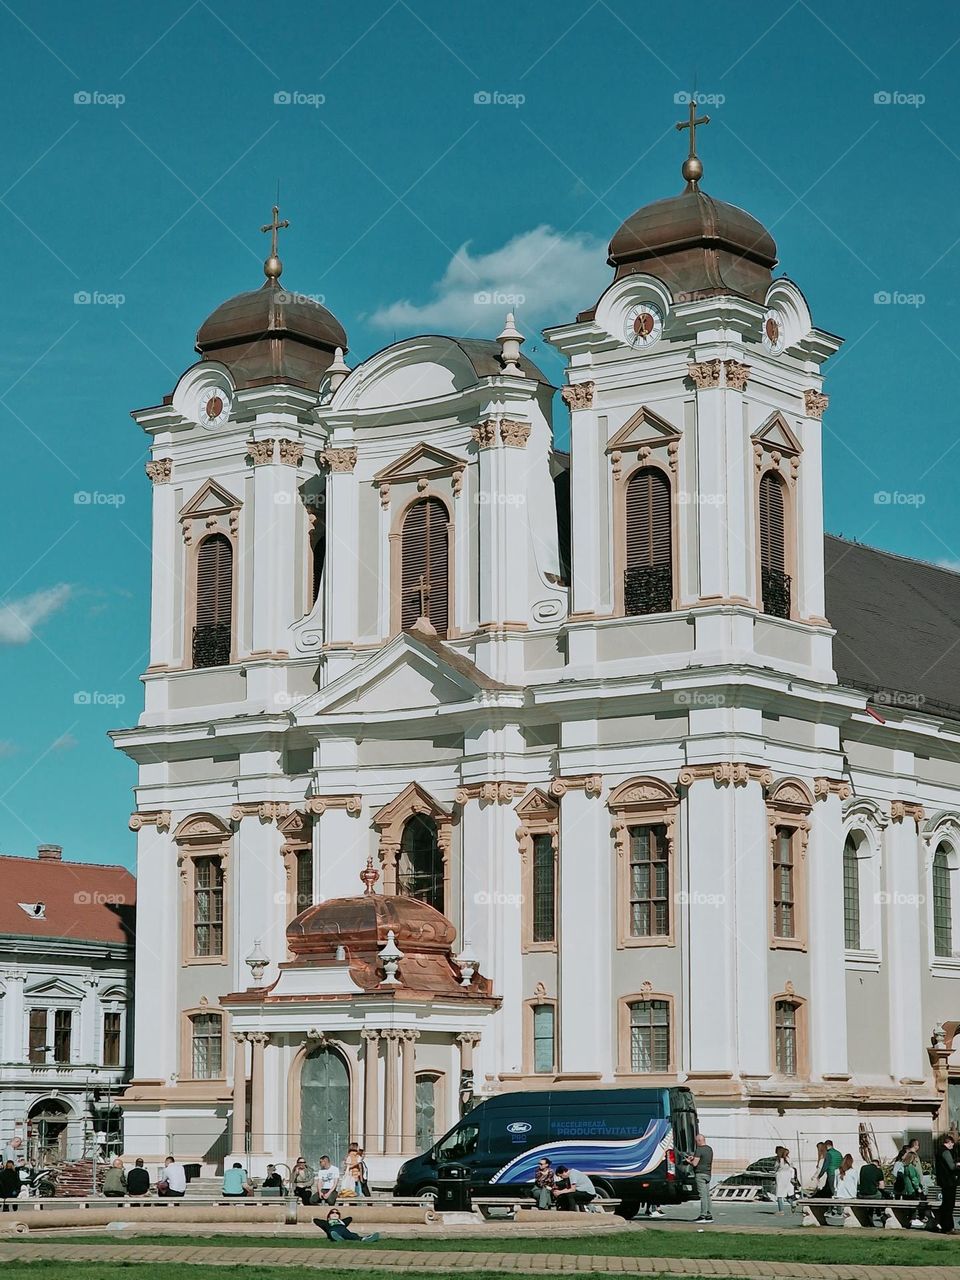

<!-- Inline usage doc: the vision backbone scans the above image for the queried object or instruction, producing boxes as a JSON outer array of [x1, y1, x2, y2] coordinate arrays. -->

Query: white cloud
[[0, 585, 71, 644], [0, 740, 18, 758], [50, 733, 78, 752], [937, 559, 960, 573], [370, 225, 608, 334]]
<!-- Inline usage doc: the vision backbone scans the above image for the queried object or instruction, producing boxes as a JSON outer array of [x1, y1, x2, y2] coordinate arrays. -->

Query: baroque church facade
[[114, 127, 960, 1178]]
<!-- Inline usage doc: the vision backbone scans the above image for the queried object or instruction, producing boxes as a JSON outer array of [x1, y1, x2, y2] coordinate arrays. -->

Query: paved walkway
[[4, 1242, 960, 1278]]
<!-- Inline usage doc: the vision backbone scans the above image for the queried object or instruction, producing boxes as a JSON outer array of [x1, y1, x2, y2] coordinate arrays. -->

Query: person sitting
[[222, 1162, 252, 1197], [857, 1158, 887, 1226], [261, 1164, 285, 1195], [552, 1165, 597, 1211], [532, 1157, 555, 1210], [313, 1155, 340, 1205], [126, 1158, 151, 1197], [101, 1158, 127, 1198], [292, 1157, 313, 1205], [313, 1207, 380, 1243]]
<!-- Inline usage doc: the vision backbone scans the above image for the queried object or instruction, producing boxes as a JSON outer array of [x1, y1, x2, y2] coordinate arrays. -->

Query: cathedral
[[113, 113, 960, 1179]]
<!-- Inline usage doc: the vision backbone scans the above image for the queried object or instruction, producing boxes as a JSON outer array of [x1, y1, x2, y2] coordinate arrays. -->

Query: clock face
[[761, 309, 786, 355], [625, 302, 664, 348], [198, 387, 231, 428]]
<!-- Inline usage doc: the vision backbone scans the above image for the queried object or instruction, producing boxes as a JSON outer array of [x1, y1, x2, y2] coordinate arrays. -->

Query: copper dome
[[606, 187, 777, 304], [288, 893, 456, 957], [195, 277, 348, 391]]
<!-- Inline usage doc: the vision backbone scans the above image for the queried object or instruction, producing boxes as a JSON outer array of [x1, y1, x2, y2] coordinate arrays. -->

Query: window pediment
[[375, 442, 466, 506], [374, 782, 450, 832], [606, 405, 682, 455], [179, 478, 242, 521], [752, 410, 803, 458]]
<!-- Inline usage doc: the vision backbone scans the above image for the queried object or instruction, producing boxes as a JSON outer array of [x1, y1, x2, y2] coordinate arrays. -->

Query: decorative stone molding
[[765, 778, 814, 856], [472, 420, 497, 449], [724, 360, 751, 391], [803, 389, 829, 420], [548, 775, 603, 799], [319, 447, 358, 473], [230, 801, 290, 823], [374, 443, 466, 507], [455, 781, 526, 805], [178, 478, 241, 547], [372, 783, 453, 904], [247, 437, 275, 466], [608, 777, 679, 948], [514, 789, 560, 953], [687, 359, 722, 389], [561, 382, 594, 410], [278, 438, 305, 467], [813, 777, 852, 801], [129, 809, 172, 833], [891, 801, 926, 825], [499, 420, 531, 448], [677, 763, 773, 789], [145, 458, 172, 484], [304, 794, 362, 817]]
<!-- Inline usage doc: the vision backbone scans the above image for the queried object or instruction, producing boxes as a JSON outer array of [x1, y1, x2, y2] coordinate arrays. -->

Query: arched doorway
[[300, 1046, 350, 1166], [28, 1097, 72, 1161]]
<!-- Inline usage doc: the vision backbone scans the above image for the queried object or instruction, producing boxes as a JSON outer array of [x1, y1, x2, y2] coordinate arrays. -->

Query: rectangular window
[[531, 833, 556, 944], [53, 1009, 72, 1063], [629, 824, 669, 937], [843, 842, 861, 951], [629, 999, 670, 1072], [532, 1004, 555, 1074], [102, 1011, 122, 1067], [191, 1013, 223, 1079], [772, 827, 796, 938], [28, 1009, 47, 1064], [295, 848, 313, 915], [775, 1000, 799, 1075], [934, 849, 953, 958], [193, 855, 224, 957]]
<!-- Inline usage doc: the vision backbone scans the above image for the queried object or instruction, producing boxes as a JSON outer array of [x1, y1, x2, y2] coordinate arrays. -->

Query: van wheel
[[418, 1185, 438, 1208], [616, 1200, 640, 1220]]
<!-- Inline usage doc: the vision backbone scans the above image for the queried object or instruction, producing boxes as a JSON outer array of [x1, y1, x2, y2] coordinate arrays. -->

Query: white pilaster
[[691, 376, 727, 601], [568, 393, 610, 618], [733, 780, 771, 1075], [250, 450, 300, 655], [132, 825, 179, 1084], [323, 453, 359, 645], [148, 478, 180, 668], [807, 792, 848, 1077], [232, 816, 286, 992], [887, 813, 926, 1081], [1, 971, 26, 1062]]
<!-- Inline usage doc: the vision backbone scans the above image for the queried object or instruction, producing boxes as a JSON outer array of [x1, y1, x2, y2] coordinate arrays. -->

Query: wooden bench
[[798, 1196, 935, 1229]]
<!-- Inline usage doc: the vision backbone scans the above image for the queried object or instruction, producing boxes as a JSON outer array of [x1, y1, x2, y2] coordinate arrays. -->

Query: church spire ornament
[[261, 203, 290, 280], [676, 98, 710, 190]]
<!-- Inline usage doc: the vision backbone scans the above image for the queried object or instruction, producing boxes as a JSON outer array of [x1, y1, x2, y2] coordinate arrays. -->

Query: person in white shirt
[[314, 1155, 340, 1205], [160, 1156, 187, 1198]]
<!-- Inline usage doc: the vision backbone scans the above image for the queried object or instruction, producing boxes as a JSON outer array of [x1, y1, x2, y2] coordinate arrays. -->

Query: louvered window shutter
[[193, 533, 233, 667], [624, 467, 672, 615], [758, 472, 790, 618], [401, 498, 449, 637]]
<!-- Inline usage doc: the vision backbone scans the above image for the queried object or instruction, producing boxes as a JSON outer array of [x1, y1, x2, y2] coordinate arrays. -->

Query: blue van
[[394, 1086, 699, 1218]]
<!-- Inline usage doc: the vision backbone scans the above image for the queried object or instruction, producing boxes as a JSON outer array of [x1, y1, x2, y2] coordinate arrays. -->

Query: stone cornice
[[455, 781, 526, 805], [549, 774, 603, 799], [813, 777, 852, 801], [891, 801, 926, 825], [677, 763, 773, 789], [304, 794, 363, 817]]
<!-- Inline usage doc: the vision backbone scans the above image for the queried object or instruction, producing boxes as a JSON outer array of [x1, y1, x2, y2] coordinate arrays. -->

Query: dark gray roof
[[824, 534, 960, 722], [434, 337, 553, 388]]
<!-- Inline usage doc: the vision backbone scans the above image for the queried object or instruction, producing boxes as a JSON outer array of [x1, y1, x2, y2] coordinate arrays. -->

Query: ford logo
[[507, 1122, 532, 1134]]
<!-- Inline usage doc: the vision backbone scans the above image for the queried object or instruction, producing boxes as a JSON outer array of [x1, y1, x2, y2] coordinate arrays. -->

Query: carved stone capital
[[247, 438, 275, 466], [688, 360, 722, 389], [499, 419, 531, 449], [304, 794, 362, 817], [360, 1028, 380, 1044], [891, 801, 926, 826], [129, 809, 172, 833], [724, 360, 751, 391], [677, 763, 772, 790], [230, 801, 290, 823], [549, 774, 602, 799], [561, 382, 594, 411], [803, 389, 829, 420], [320, 447, 357, 473], [813, 777, 852, 802], [277, 438, 305, 467], [472, 420, 497, 449], [145, 458, 172, 484]]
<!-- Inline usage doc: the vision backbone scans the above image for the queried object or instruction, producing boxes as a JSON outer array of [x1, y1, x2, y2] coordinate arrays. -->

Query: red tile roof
[[0, 856, 135, 945]]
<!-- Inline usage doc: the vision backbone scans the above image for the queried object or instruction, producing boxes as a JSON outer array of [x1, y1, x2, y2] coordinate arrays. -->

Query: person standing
[[126, 1159, 150, 1197], [0, 1160, 21, 1212], [314, 1155, 340, 1205], [101, 1158, 127, 1198], [687, 1133, 714, 1223], [935, 1136, 957, 1234], [532, 1157, 555, 1210], [822, 1140, 842, 1197], [159, 1155, 187, 1198], [1, 1138, 22, 1166], [774, 1146, 796, 1215], [355, 1148, 371, 1198]]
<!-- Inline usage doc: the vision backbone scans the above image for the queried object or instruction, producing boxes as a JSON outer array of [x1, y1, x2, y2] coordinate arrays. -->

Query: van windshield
[[435, 1123, 480, 1161]]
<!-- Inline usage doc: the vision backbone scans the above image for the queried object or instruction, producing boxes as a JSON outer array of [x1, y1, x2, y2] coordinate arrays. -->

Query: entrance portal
[[300, 1046, 350, 1166]]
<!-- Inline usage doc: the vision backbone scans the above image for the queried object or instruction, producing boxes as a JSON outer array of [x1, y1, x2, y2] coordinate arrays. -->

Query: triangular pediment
[[606, 405, 681, 453], [374, 442, 466, 485], [179, 478, 242, 520], [374, 781, 449, 828], [25, 977, 86, 1001], [515, 787, 558, 820], [752, 411, 802, 456]]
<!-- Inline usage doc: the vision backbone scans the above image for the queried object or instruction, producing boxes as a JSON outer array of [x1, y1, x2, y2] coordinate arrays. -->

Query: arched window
[[415, 1073, 441, 1151], [193, 533, 233, 667], [933, 843, 954, 958], [759, 471, 790, 618], [401, 497, 449, 636], [624, 467, 672, 616], [190, 1012, 222, 1079], [843, 834, 861, 950], [398, 814, 443, 911], [774, 999, 801, 1076]]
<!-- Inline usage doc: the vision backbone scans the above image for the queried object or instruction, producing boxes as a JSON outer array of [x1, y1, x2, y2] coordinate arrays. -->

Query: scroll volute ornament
[[607, 777, 679, 860]]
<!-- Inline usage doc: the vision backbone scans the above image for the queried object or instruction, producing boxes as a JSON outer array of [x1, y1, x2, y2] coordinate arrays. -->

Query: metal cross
[[260, 204, 289, 259], [676, 98, 710, 157], [417, 573, 431, 619]]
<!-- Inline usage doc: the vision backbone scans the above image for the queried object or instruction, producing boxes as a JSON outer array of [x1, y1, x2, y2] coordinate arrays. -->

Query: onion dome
[[195, 205, 347, 390], [606, 103, 777, 304]]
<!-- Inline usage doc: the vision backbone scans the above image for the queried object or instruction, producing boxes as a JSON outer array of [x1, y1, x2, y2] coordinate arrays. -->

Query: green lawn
[[40, 1229, 960, 1266]]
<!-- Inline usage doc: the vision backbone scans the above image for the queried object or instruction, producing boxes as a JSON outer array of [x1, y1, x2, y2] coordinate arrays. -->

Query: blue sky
[[0, 0, 956, 867]]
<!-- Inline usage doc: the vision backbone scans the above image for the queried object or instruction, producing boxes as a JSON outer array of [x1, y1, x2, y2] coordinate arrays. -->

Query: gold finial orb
[[682, 154, 703, 185], [264, 254, 283, 280]]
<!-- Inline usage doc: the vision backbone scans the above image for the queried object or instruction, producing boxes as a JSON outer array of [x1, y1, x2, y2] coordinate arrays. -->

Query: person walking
[[355, 1148, 371, 1198], [934, 1136, 958, 1233], [221, 1162, 252, 1197], [158, 1155, 187, 1198], [551, 1165, 596, 1211], [126, 1158, 150, 1197], [292, 1157, 314, 1205], [822, 1140, 842, 1197], [0, 1160, 21, 1212], [774, 1146, 796, 1215], [101, 1158, 127, 1198], [314, 1155, 340, 1205], [687, 1133, 714, 1223], [532, 1157, 555, 1210]]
